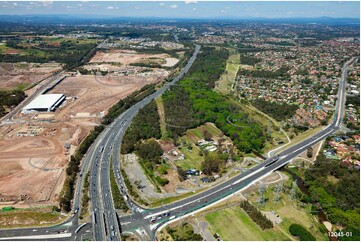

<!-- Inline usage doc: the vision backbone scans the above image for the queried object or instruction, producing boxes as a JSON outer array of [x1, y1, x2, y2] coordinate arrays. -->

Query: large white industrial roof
[[23, 94, 64, 111]]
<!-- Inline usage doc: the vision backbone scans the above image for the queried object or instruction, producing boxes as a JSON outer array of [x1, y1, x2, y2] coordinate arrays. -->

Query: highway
[[0, 52, 354, 241], [99, 57, 356, 239], [85, 44, 201, 241]]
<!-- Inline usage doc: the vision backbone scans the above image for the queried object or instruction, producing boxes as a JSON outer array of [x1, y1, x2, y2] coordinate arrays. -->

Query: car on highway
[[163, 212, 171, 217]]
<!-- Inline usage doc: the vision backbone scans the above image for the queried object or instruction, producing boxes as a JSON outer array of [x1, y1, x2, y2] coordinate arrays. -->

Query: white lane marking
[[0, 233, 72, 240], [291, 128, 334, 156], [143, 179, 232, 220], [145, 127, 335, 220], [232, 166, 265, 185]]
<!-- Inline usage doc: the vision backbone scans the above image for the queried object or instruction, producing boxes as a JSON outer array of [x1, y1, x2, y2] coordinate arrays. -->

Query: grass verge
[[205, 207, 289, 241], [79, 171, 90, 220], [110, 164, 128, 212], [155, 96, 168, 139], [215, 49, 240, 94], [0, 206, 65, 229]]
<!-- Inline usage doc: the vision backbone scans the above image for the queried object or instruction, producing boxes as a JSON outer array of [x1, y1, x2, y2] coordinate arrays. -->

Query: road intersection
[[0, 51, 355, 240]]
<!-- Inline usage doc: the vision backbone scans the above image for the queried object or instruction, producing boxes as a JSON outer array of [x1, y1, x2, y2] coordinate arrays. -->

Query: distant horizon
[[0, 13, 359, 20], [0, 1, 359, 19]]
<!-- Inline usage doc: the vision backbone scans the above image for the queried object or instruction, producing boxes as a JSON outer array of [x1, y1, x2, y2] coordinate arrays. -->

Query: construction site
[[89, 49, 178, 66], [0, 62, 61, 90], [0, 58, 170, 208]]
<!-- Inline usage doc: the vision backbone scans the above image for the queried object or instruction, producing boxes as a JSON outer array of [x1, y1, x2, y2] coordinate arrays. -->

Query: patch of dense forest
[[240, 200, 274, 230], [304, 154, 360, 241], [289, 224, 316, 241], [163, 47, 266, 153], [166, 223, 203, 241], [121, 100, 161, 154], [251, 99, 299, 121], [120, 101, 166, 189], [0, 90, 26, 118], [0, 40, 96, 69]]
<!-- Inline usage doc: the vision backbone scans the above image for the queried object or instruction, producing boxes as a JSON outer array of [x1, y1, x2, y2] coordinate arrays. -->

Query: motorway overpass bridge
[[0, 50, 355, 241], [110, 57, 356, 240]]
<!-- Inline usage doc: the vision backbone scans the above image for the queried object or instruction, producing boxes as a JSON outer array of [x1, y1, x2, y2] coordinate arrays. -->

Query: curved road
[[0, 52, 355, 241], [108, 57, 355, 239]]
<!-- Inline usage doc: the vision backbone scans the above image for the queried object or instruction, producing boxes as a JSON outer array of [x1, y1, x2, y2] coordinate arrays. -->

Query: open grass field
[[240, 104, 289, 152], [215, 49, 240, 94], [205, 207, 290, 241], [276, 126, 324, 154], [149, 187, 207, 207], [185, 123, 222, 142], [228, 98, 288, 154], [246, 187, 327, 241], [175, 123, 223, 170], [0, 44, 22, 54], [0, 207, 65, 229], [155, 97, 168, 139], [176, 135, 203, 170]]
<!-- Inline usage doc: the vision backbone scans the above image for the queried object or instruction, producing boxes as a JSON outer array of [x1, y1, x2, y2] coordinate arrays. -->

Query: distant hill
[[0, 14, 359, 26]]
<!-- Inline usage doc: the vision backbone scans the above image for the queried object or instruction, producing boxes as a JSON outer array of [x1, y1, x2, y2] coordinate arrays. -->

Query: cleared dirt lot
[[0, 133, 66, 205], [90, 49, 177, 66], [0, 71, 163, 207], [0, 62, 61, 90], [50, 74, 157, 122]]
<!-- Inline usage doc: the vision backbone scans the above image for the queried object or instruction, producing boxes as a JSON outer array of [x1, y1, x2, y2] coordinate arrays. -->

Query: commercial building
[[23, 94, 65, 113]]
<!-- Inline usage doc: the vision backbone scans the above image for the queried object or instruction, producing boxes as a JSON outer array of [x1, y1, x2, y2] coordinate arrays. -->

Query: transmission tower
[[258, 184, 266, 206], [289, 181, 297, 201], [273, 184, 281, 203]]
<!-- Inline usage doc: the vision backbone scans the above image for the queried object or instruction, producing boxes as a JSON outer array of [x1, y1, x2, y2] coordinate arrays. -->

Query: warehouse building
[[23, 94, 65, 113]]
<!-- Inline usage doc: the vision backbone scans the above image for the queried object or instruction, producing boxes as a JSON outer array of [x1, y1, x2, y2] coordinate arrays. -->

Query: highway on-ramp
[[101, 57, 355, 239], [0, 50, 354, 241], [84, 44, 201, 241]]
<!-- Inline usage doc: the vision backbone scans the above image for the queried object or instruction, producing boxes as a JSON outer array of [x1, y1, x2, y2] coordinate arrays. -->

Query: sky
[[0, 1, 359, 19]]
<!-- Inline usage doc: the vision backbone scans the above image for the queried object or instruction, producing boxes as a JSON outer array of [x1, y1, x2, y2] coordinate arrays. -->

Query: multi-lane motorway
[[0, 50, 355, 241], [98, 56, 356, 240], [83, 44, 201, 241]]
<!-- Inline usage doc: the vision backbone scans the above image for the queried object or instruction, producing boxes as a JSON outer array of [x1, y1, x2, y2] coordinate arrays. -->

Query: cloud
[[169, 4, 178, 9], [159, 3, 165, 6], [107, 6, 114, 10], [185, 0, 198, 4], [192, 8, 196, 11], [41, 0, 53, 7]]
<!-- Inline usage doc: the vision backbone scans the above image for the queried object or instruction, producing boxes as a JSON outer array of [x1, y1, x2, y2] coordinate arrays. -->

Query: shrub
[[289, 223, 316, 241]]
